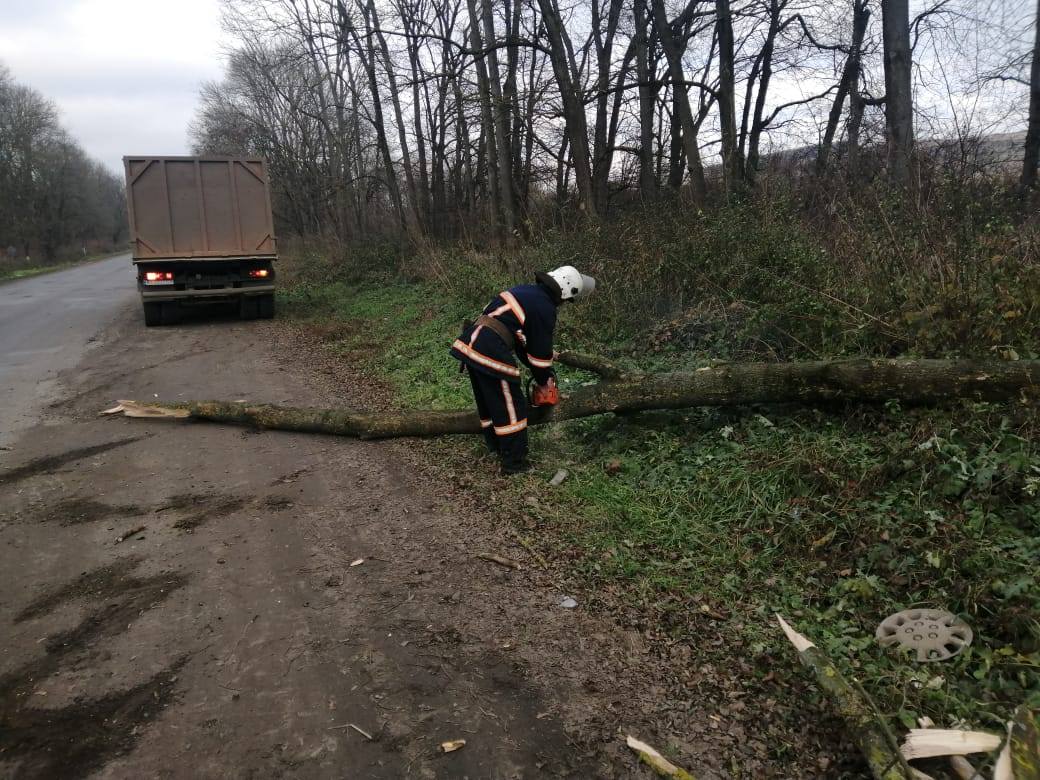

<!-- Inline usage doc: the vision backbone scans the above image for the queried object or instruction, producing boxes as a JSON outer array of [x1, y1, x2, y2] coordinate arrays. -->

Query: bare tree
[[649, 0, 708, 202], [881, 0, 914, 185], [478, 0, 519, 238], [535, 0, 597, 216], [1023, 0, 1040, 189], [815, 0, 871, 174], [191, 0, 1037, 247], [633, 0, 658, 197], [715, 0, 743, 191]]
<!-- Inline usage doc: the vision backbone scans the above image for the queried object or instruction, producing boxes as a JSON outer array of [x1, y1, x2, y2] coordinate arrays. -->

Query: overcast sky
[[0, 0, 227, 174]]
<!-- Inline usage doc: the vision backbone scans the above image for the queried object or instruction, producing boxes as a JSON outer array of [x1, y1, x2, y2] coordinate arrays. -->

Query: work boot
[[482, 429, 499, 455], [498, 430, 530, 475], [500, 458, 532, 476]]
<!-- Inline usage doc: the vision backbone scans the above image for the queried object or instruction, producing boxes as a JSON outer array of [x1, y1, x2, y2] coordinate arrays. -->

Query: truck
[[123, 156, 278, 326]]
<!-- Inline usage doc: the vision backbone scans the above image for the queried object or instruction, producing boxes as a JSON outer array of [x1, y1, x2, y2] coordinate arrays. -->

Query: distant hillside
[[760, 130, 1027, 173]]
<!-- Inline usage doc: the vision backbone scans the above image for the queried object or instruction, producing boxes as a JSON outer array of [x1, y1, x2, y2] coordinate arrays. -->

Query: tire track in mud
[[0, 436, 146, 486], [0, 557, 190, 778], [36, 497, 144, 526], [15, 555, 146, 623], [1, 481, 257, 776], [11, 491, 254, 535]]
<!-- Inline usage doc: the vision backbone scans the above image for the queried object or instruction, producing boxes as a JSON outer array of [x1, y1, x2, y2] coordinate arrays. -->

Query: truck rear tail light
[[248, 269, 270, 278], [143, 271, 174, 284]]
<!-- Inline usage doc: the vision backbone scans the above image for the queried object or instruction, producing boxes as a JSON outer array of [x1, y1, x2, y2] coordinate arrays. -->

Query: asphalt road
[[0, 254, 137, 449]]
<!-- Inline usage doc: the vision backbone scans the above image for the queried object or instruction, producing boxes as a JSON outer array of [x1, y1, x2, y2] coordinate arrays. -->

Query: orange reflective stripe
[[501, 380, 517, 423], [469, 324, 483, 345], [494, 420, 528, 436], [489, 303, 510, 317], [499, 290, 526, 324], [480, 418, 492, 429], [528, 354, 553, 368], [452, 339, 521, 377]]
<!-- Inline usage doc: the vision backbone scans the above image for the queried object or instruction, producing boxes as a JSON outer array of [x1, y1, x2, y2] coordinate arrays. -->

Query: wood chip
[[101, 400, 189, 419], [775, 614, 815, 652], [115, 525, 146, 544], [900, 729, 1002, 760], [625, 735, 695, 779], [916, 717, 983, 780], [441, 739, 466, 753], [476, 553, 521, 570], [349, 723, 374, 740], [327, 723, 374, 741], [350, 558, 364, 567]]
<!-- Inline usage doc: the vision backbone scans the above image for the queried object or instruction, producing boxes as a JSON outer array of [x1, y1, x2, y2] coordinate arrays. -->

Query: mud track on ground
[[0, 437, 145, 486], [34, 497, 144, 526], [1, 557, 189, 779]]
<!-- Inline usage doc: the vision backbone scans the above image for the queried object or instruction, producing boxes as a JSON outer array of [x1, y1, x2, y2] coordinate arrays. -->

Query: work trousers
[[466, 366, 528, 469]]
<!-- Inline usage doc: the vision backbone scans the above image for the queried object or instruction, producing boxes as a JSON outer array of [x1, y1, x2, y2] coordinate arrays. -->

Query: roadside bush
[[384, 180, 1040, 364]]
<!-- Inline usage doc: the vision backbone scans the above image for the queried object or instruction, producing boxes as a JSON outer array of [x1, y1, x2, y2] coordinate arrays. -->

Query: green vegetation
[[0, 251, 124, 284], [0, 265, 70, 283], [278, 191, 1040, 753]]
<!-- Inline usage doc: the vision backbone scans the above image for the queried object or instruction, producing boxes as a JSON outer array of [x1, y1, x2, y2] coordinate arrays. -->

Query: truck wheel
[[239, 296, 258, 320], [160, 301, 182, 325], [143, 302, 162, 326], [257, 294, 275, 319]]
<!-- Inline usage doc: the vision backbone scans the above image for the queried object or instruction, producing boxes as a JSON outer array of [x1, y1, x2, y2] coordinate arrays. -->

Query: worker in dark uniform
[[451, 266, 596, 475]]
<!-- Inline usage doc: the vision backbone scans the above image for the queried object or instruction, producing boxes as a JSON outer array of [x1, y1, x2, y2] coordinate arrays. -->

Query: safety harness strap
[[474, 314, 515, 351]]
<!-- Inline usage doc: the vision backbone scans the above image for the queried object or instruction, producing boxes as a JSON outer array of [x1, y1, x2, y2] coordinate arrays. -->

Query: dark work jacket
[[450, 283, 557, 384]]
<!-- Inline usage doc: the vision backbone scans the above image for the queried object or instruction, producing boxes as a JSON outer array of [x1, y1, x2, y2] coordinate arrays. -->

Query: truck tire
[[239, 296, 258, 320], [143, 302, 162, 326], [160, 301, 182, 325], [257, 294, 275, 319]]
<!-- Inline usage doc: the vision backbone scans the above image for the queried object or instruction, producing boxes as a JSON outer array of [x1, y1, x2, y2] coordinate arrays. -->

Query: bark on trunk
[[1021, 0, 1040, 191], [402, 6, 432, 229], [881, 0, 914, 187], [466, 0, 502, 231], [479, 0, 519, 240], [591, 0, 626, 215], [715, 0, 743, 192], [745, 0, 782, 185], [106, 355, 1040, 439], [634, 0, 659, 198]]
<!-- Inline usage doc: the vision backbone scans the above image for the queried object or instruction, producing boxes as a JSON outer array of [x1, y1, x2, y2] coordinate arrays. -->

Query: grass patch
[[535, 402, 1039, 730], [0, 250, 128, 284]]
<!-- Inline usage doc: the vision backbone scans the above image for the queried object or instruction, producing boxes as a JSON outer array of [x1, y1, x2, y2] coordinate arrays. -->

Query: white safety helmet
[[538, 265, 596, 303]]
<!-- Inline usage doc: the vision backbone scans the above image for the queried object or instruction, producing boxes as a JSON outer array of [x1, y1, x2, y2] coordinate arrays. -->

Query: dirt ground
[[0, 301, 754, 779]]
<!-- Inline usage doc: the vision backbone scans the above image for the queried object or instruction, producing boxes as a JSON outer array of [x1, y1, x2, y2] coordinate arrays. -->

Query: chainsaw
[[527, 376, 559, 407]]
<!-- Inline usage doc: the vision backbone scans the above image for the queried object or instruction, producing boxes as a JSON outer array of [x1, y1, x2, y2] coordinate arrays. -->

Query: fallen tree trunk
[[777, 615, 915, 780], [102, 354, 1039, 439]]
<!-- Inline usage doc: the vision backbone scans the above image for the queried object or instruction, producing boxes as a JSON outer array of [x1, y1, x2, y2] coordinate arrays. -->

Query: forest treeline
[[190, 0, 1040, 244], [0, 65, 126, 265]]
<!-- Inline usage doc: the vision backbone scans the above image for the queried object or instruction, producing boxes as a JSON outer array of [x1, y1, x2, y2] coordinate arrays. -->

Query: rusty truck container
[[123, 156, 277, 326]]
